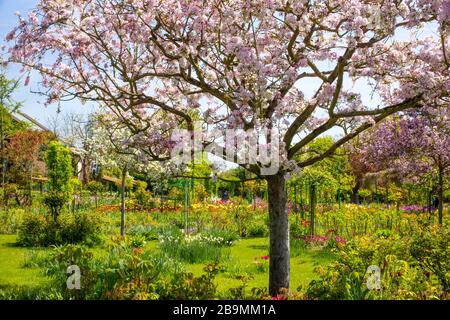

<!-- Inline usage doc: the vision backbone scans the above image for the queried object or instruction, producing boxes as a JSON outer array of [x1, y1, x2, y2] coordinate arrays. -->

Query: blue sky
[[0, 0, 94, 127]]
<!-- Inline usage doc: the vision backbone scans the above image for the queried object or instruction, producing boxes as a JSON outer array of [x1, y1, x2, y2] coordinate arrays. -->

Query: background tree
[[44, 140, 73, 221], [6, 0, 449, 295], [359, 108, 450, 224], [290, 137, 352, 233], [46, 112, 97, 184], [88, 112, 167, 236], [0, 71, 27, 202], [5, 129, 50, 205], [86, 180, 104, 208]]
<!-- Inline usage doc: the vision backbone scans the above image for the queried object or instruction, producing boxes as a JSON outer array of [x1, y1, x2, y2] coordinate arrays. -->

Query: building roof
[[11, 110, 84, 156], [11, 110, 52, 132]]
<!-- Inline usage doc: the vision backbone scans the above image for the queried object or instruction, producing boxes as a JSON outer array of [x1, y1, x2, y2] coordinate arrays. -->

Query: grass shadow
[[0, 241, 21, 248], [247, 245, 268, 250]]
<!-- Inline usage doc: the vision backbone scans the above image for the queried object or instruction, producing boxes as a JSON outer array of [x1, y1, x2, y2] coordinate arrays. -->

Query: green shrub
[[43, 192, 67, 221], [44, 141, 73, 220], [410, 226, 450, 293], [39, 242, 221, 300], [290, 220, 309, 239], [0, 208, 25, 234], [130, 234, 147, 248], [44, 244, 97, 300], [247, 221, 268, 237], [229, 197, 253, 237], [17, 211, 102, 247], [305, 228, 448, 300], [133, 180, 153, 209]]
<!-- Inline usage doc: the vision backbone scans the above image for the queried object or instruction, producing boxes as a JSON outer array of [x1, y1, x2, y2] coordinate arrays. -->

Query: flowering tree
[[359, 107, 450, 224], [5, 0, 449, 294], [88, 111, 171, 235]]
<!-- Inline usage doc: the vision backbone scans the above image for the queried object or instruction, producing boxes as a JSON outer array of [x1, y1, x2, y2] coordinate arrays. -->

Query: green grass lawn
[[184, 238, 334, 293], [0, 234, 333, 295], [0, 235, 50, 290]]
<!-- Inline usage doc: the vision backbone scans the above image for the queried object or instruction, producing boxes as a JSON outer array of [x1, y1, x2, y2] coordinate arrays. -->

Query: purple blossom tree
[[360, 107, 449, 224], [3, 0, 449, 294]]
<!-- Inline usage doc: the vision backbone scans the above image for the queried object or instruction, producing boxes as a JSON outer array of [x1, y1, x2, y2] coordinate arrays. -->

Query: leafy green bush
[[134, 181, 154, 209], [44, 141, 73, 221], [130, 234, 147, 248], [43, 192, 67, 221], [305, 227, 448, 300], [16, 213, 48, 247], [410, 226, 449, 293], [0, 208, 25, 234], [59, 212, 103, 246], [290, 219, 309, 239], [247, 221, 269, 237], [229, 197, 253, 237], [39, 241, 221, 300], [17, 211, 102, 247]]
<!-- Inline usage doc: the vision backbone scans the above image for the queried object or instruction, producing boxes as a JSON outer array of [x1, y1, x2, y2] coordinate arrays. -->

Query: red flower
[[261, 255, 269, 260], [301, 220, 311, 227]]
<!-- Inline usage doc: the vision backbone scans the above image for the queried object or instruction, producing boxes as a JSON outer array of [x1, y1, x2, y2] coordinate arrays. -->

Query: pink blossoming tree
[[4, 0, 449, 294]]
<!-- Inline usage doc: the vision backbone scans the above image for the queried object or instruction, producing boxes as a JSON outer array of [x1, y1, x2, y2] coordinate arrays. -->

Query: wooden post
[[184, 180, 189, 233], [120, 167, 127, 236], [438, 165, 444, 225], [310, 182, 316, 236]]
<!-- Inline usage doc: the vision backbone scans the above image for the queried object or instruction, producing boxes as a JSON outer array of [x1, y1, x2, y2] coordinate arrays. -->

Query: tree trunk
[[266, 174, 290, 296], [427, 190, 432, 213], [120, 168, 126, 236], [28, 161, 33, 206], [351, 177, 362, 204], [1, 109, 5, 205], [438, 166, 444, 225]]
